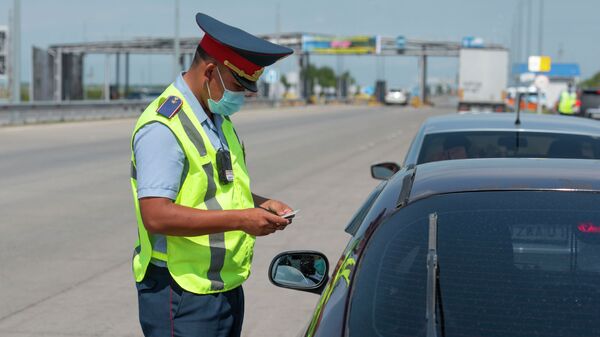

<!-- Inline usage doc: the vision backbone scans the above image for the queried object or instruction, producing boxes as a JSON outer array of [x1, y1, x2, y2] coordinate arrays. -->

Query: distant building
[[512, 63, 581, 109]]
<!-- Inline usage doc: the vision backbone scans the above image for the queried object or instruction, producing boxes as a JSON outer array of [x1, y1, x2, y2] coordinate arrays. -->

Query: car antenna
[[515, 92, 522, 126], [426, 213, 445, 337]]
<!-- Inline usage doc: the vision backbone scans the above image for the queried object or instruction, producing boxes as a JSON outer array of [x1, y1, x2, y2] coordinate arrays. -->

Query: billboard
[[302, 35, 379, 54], [528, 56, 552, 73], [462, 36, 485, 48]]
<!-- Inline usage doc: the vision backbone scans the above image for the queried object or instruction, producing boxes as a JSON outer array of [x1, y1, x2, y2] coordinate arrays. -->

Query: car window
[[581, 90, 600, 112], [348, 191, 600, 337], [417, 131, 600, 164]]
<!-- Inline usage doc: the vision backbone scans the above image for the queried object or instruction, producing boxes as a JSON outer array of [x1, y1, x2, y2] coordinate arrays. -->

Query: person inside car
[[443, 135, 471, 160], [428, 135, 472, 162]]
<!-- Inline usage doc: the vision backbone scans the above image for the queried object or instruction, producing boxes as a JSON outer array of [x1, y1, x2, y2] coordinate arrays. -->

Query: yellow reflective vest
[[558, 91, 577, 114], [130, 84, 255, 294]]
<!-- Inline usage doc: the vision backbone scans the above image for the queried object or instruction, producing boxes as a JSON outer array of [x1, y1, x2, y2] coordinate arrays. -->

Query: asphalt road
[[0, 99, 451, 337]]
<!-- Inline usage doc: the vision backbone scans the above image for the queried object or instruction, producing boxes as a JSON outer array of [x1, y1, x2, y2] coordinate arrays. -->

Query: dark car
[[268, 158, 600, 337], [579, 88, 600, 119], [397, 113, 600, 169]]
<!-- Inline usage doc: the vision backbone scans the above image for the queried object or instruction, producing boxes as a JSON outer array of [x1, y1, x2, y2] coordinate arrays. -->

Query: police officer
[[558, 82, 577, 115], [130, 13, 294, 337]]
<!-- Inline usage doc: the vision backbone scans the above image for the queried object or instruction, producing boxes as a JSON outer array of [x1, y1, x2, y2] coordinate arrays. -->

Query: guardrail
[[0, 98, 302, 126], [0, 100, 148, 126]]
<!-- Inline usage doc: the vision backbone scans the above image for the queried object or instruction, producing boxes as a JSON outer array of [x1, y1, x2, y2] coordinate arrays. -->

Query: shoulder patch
[[156, 96, 183, 119]]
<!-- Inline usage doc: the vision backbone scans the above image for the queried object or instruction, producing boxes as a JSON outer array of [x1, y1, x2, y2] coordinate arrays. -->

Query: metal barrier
[[0, 98, 303, 126]]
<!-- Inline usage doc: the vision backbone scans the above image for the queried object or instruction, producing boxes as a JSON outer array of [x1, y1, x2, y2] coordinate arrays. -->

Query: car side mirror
[[371, 162, 401, 180], [268, 251, 329, 294]]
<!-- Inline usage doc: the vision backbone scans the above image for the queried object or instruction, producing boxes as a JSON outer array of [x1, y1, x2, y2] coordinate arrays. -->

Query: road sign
[[396, 36, 406, 50], [361, 86, 374, 95], [528, 56, 552, 72], [265, 69, 279, 84], [462, 36, 484, 48]]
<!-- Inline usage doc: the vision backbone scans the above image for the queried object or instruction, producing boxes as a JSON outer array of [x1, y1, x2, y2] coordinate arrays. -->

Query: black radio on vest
[[217, 148, 234, 184]]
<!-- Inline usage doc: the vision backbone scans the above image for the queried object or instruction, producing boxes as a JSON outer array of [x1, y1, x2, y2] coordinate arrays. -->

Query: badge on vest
[[156, 96, 183, 119]]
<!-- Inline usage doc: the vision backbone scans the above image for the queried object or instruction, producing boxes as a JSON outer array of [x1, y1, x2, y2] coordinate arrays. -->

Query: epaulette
[[156, 96, 183, 119]]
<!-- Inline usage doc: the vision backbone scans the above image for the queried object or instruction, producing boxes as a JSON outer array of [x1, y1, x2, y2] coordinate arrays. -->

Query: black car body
[[270, 159, 600, 337]]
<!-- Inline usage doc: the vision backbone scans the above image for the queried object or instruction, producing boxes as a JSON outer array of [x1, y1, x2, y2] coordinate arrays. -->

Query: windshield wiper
[[426, 213, 445, 337]]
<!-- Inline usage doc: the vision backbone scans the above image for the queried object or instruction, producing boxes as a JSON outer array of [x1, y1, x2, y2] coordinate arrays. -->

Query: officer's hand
[[239, 208, 289, 236], [258, 199, 293, 219]]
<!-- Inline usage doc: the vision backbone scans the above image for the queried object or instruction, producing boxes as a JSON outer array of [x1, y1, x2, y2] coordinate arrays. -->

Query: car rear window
[[348, 191, 600, 337], [417, 131, 600, 164], [581, 90, 600, 112]]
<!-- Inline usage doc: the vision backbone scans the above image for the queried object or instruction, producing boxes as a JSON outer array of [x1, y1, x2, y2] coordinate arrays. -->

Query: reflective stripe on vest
[[179, 110, 208, 156], [130, 84, 255, 294], [201, 162, 226, 291]]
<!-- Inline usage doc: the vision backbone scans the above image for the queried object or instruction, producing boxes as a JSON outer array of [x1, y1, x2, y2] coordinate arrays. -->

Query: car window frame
[[344, 180, 388, 236]]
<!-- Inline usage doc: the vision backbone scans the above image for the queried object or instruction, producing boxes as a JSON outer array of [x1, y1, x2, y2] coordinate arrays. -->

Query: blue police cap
[[196, 13, 294, 92]]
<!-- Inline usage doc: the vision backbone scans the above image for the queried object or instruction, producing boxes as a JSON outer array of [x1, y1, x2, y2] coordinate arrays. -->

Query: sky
[[0, 0, 599, 89]]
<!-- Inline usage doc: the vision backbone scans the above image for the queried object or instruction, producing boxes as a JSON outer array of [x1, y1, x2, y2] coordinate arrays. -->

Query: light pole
[[12, 0, 20, 103], [516, 0, 523, 62], [173, 0, 180, 78], [526, 0, 532, 58], [538, 0, 544, 55]]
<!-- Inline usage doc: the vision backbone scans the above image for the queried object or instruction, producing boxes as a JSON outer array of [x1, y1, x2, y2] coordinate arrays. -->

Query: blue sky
[[1, 0, 599, 89]]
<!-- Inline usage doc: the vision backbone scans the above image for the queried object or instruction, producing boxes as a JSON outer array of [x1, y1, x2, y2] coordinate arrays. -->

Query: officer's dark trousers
[[136, 264, 244, 337]]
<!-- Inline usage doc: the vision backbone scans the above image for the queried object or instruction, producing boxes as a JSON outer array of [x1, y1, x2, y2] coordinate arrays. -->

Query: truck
[[457, 48, 509, 112]]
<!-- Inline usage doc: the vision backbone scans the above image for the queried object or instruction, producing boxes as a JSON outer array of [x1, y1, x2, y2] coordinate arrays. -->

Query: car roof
[[404, 158, 600, 204], [421, 113, 600, 136]]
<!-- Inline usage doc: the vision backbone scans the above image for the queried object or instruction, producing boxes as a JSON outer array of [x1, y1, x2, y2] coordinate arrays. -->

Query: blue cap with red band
[[196, 13, 294, 92]]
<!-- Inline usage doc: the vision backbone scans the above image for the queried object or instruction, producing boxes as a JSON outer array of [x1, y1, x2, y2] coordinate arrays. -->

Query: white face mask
[[206, 67, 245, 116]]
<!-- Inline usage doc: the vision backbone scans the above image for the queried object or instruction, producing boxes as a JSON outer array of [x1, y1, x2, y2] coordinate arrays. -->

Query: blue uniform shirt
[[134, 73, 230, 200]]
